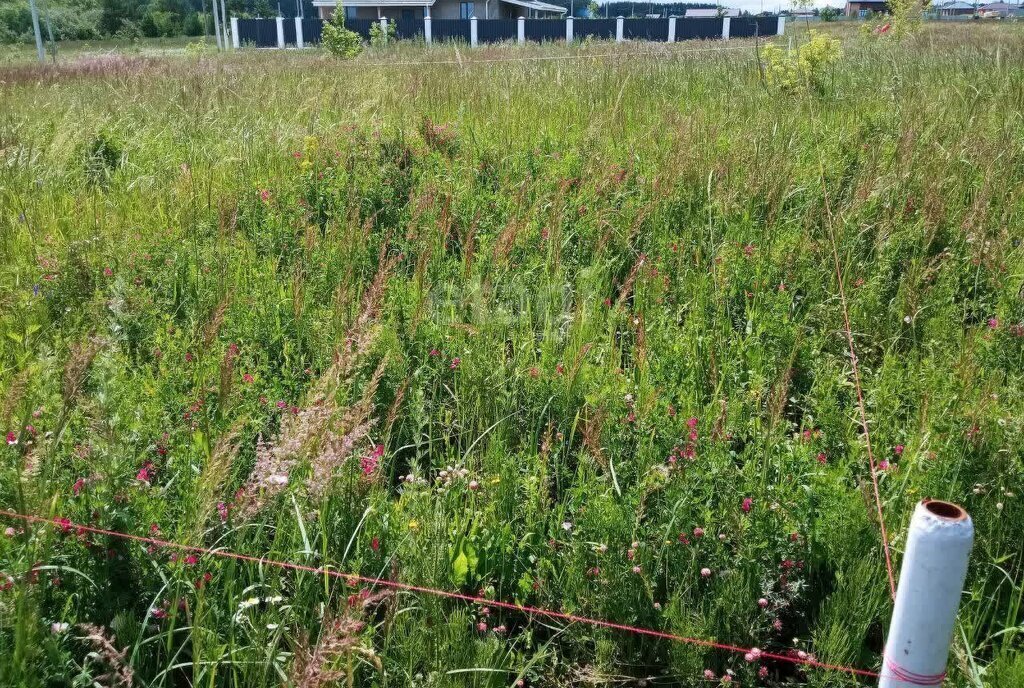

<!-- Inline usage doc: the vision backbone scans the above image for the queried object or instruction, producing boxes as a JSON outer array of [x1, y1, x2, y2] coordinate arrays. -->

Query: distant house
[[314, 0, 566, 20], [935, 0, 976, 14], [685, 7, 739, 17], [977, 1, 1022, 16], [844, 0, 889, 16]]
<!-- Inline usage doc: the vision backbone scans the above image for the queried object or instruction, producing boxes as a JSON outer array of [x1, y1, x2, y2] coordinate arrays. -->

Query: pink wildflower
[[217, 502, 229, 522], [242, 373, 254, 383], [894, 444, 904, 456], [360, 445, 384, 476], [72, 478, 85, 496], [703, 669, 716, 680], [259, 189, 270, 202], [742, 497, 753, 513], [5, 431, 16, 445], [103, 267, 113, 277], [370, 537, 380, 552], [450, 357, 461, 369], [693, 527, 704, 538], [988, 318, 999, 329], [816, 452, 827, 465], [758, 598, 768, 609], [700, 567, 711, 578]]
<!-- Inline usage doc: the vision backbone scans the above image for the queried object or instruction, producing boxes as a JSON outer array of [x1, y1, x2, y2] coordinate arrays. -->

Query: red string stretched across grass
[[0, 508, 879, 680]]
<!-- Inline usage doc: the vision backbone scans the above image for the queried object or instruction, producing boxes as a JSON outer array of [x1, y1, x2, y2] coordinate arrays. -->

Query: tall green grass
[[0, 24, 1022, 687]]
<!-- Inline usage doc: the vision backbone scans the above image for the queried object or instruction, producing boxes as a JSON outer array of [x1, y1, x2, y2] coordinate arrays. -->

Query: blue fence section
[[729, 16, 778, 38], [233, 16, 780, 48], [236, 18, 278, 47]]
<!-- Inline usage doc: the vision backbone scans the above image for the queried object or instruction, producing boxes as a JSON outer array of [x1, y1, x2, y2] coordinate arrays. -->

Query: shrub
[[369, 18, 396, 47], [761, 31, 842, 94], [322, 14, 362, 58]]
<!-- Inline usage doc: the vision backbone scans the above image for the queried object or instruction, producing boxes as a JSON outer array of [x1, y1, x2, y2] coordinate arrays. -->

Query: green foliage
[[819, 6, 840, 21], [322, 14, 363, 58], [761, 31, 842, 94], [369, 17, 396, 47], [1, 28, 1024, 688]]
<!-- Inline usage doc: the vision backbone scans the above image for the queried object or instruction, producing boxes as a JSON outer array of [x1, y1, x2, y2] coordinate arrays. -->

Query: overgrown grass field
[[1, 24, 1023, 687]]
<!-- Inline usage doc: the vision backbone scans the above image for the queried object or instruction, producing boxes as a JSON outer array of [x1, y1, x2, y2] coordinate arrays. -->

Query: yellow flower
[[408, 520, 420, 531], [490, 476, 501, 485]]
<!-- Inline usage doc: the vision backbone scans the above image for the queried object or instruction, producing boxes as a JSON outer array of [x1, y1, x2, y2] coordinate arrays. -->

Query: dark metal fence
[[622, 17, 668, 40], [236, 18, 278, 47], [431, 18, 471, 42], [477, 18, 518, 43], [676, 17, 723, 39], [234, 15, 780, 48], [394, 18, 423, 39], [302, 18, 322, 43], [523, 19, 563, 42], [729, 16, 778, 38], [574, 18, 616, 40]]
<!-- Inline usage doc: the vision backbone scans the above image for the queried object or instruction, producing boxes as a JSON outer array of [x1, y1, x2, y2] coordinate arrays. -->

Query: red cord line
[[0, 508, 880, 680], [823, 226, 898, 601]]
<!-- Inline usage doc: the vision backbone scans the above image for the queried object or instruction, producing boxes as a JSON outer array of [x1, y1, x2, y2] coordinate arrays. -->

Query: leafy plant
[[322, 13, 363, 58], [369, 18, 396, 47], [761, 31, 842, 94]]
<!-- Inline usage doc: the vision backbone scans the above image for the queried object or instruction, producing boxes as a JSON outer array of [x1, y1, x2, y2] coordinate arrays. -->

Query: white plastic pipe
[[881, 500, 973, 688]]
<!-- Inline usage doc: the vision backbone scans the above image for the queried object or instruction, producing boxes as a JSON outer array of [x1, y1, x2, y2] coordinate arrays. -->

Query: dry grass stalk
[[76, 623, 133, 687]]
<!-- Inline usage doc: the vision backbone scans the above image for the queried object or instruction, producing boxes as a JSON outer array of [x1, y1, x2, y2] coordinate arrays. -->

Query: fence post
[[295, 16, 304, 48], [880, 500, 973, 688], [667, 15, 676, 42], [230, 17, 240, 48], [721, 16, 730, 40], [380, 17, 388, 43], [275, 15, 284, 48], [424, 15, 432, 43], [470, 15, 477, 46], [776, 15, 785, 35], [615, 15, 623, 42], [566, 15, 573, 42], [517, 15, 525, 44]]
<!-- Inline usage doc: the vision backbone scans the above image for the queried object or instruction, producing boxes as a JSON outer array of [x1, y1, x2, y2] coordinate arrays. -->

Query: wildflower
[[586, 566, 601, 577], [184, 352, 194, 363], [136, 462, 154, 483], [703, 669, 716, 680], [360, 444, 384, 476], [468, 480, 480, 491], [476, 621, 487, 632], [370, 537, 380, 552], [267, 474, 289, 486], [242, 373, 254, 383], [894, 444, 904, 456], [556, 363, 565, 375], [758, 598, 768, 609], [773, 618, 783, 631], [51, 622, 69, 634], [259, 189, 270, 202], [184, 555, 198, 566], [216, 502, 229, 521], [494, 624, 507, 633], [988, 317, 999, 329], [595, 543, 608, 554], [6, 431, 16, 445], [429, 348, 440, 357], [796, 651, 808, 661], [741, 497, 753, 513], [408, 520, 420, 531], [878, 460, 890, 471], [721, 675, 732, 683], [149, 523, 160, 535], [450, 357, 461, 369], [745, 653, 755, 663], [72, 478, 85, 496], [3, 527, 14, 537], [57, 517, 72, 533], [632, 565, 642, 574], [816, 452, 827, 465], [103, 267, 113, 277], [687, 417, 698, 430], [560, 521, 573, 532], [693, 527, 704, 538], [758, 666, 769, 679], [743, 244, 754, 257], [700, 567, 711, 578]]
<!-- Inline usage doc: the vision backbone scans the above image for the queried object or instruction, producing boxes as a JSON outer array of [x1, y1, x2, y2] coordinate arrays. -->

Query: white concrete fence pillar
[[230, 17, 240, 48], [470, 15, 477, 46], [615, 15, 624, 41], [275, 15, 284, 48], [295, 16, 304, 48], [517, 15, 525, 43], [380, 17, 388, 43], [566, 15, 573, 41], [667, 15, 676, 42], [880, 500, 973, 688], [424, 15, 432, 43], [721, 16, 730, 40], [777, 15, 786, 35]]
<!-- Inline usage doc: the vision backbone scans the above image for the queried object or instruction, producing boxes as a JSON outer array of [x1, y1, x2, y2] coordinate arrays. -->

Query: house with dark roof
[[935, 0, 976, 14], [314, 0, 566, 20]]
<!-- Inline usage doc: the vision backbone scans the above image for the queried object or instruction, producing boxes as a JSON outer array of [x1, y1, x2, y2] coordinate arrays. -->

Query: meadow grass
[[1, 23, 1023, 687]]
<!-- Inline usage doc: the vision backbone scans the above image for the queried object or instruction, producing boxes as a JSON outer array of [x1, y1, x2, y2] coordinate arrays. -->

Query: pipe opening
[[923, 499, 967, 521]]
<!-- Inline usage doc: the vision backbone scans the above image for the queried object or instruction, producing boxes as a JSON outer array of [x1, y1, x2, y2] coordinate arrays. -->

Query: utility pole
[[221, 0, 229, 48], [212, 0, 223, 49], [28, 0, 45, 63]]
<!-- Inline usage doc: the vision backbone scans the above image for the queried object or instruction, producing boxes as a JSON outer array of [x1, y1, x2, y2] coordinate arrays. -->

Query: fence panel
[[574, 18, 616, 40], [476, 19, 518, 43], [283, 19, 297, 44], [302, 18, 323, 43], [345, 18, 376, 39], [523, 19, 563, 42], [394, 18, 423, 39], [675, 17, 722, 39], [622, 17, 669, 40], [729, 16, 778, 38], [431, 18, 471, 42], [236, 18, 279, 47]]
